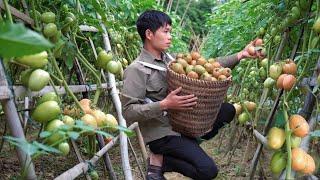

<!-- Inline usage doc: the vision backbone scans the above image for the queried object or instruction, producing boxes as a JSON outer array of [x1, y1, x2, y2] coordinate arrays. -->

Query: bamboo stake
[[96, 134, 117, 180], [54, 122, 139, 180], [71, 140, 91, 180], [23, 96, 29, 133], [128, 138, 146, 180], [88, 34, 118, 180], [0, 60, 37, 180], [98, 13, 133, 179], [134, 124, 148, 165], [174, 0, 180, 13], [248, 90, 283, 180], [179, 0, 192, 26]]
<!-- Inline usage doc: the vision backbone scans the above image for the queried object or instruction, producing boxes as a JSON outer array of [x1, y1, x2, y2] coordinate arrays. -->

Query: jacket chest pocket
[[147, 71, 166, 93]]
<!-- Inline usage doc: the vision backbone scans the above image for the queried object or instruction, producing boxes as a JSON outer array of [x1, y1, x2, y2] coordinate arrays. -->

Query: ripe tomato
[[90, 109, 107, 127], [105, 114, 118, 132]]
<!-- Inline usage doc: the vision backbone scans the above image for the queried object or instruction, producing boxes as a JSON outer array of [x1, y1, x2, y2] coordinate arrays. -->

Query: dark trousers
[[148, 103, 236, 180]]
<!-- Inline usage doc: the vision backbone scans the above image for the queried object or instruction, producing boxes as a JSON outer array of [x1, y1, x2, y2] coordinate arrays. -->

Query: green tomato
[[269, 64, 282, 80], [20, 69, 33, 87], [45, 119, 65, 145], [15, 51, 48, 68], [38, 92, 59, 105], [238, 112, 250, 124], [107, 61, 121, 74], [58, 142, 70, 156], [290, 134, 302, 148], [41, 12, 56, 23], [263, 77, 275, 88], [270, 151, 287, 174], [96, 50, 113, 69], [313, 17, 320, 33], [28, 69, 50, 91], [259, 27, 265, 36], [260, 58, 268, 68], [259, 67, 267, 79], [274, 35, 281, 44], [32, 101, 61, 123], [89, 170, 99, 180], [43, 23, 58, 37], [291, 7, 301, 19]]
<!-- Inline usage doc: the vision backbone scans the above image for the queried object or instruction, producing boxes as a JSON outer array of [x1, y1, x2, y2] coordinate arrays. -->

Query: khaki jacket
[[121, 48, 239, 144]]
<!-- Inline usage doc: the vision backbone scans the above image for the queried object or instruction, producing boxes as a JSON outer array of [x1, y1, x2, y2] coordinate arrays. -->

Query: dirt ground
[[0, 120, 318, 180]]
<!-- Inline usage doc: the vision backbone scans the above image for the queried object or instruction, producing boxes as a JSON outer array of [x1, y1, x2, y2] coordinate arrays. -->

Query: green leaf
[[4, 136, 38, 156], [32, 141, 60, 154], [74, 124, 95, 132], [95, 130, 113, 138], [117, 125, 135, 137], [67, 131, 80, 140], [310, 130, 320, 137], [40, 131, 52, 138], [274, 110, 285, 128], [0, 22, 53, 58]]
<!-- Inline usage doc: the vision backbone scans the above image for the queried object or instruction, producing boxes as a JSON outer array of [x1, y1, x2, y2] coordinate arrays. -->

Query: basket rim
[[167, 60, 232, 85]]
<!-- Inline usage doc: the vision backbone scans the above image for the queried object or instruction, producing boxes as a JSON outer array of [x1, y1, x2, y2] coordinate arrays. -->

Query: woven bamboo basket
[[167, 61, 232, 137]]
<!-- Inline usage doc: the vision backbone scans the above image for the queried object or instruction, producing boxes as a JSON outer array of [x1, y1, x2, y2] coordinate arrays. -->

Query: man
[[121, 10, 261, 180]]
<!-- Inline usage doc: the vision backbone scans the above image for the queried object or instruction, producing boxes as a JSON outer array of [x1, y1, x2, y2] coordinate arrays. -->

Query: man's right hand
[[160, 87, 197, 110]]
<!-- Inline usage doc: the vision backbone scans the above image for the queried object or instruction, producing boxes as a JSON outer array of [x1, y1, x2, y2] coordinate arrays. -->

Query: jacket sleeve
[[121, 64, 163, 123], [216, 53, 240, 69]]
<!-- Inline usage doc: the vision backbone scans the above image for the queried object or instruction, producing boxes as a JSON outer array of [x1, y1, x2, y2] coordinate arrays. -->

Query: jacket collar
[[139, 48, 170, 64]]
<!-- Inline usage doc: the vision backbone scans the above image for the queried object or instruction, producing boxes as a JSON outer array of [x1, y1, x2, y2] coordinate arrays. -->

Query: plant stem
[[3, 0, 13, 23], [283, 94, 292, 180], [30, 0, 40, 30], [239, 61, 254, 120], [49, 52, 84, 113], [0, 12, 3, 21], [287, 18, 315, 100], [76, 54, 102, 105], [48, 79, 62, 105]]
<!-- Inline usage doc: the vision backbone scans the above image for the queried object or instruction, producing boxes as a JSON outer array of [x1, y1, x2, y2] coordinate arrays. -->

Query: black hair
[[136, 10, 172, 43]]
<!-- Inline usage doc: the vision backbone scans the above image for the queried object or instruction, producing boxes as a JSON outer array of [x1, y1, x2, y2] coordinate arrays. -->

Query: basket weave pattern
[[167, 62, 231, 137]]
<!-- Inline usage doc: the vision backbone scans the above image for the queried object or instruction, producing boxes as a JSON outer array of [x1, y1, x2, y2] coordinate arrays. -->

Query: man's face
[[147, 24, 172, 52]]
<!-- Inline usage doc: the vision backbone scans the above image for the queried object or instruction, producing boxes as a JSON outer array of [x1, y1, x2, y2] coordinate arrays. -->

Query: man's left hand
[[237, 39, 265, 60]]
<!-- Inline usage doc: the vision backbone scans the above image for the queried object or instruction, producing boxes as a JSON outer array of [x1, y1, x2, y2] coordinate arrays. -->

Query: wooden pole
[[174, 0, 180, 13], [134, 125, 147, 164], [54, 122, 139, 180], [23, 96, 29, 133], [96, 134, 117, 180], [0, 60, 37, 180], [70, 140, 91, 180], [179, 0, 192, 26], [248, 90, 283, 180], [98, 14, 133, 180], [88, 35, 118, 180]]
